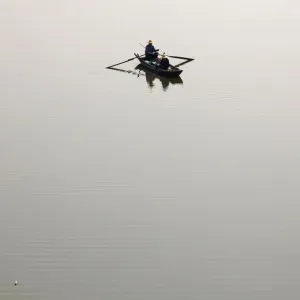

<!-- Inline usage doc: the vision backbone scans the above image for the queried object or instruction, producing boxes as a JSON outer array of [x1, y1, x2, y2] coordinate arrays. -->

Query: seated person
[[145, 40, 159, 60], [159, 54, 170, 70]]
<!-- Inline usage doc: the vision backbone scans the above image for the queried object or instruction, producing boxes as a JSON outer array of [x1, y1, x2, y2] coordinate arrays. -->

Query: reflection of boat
[[135, 64, 183, 91], [134, 53, 183, 77], [135, 64, 183, 84]]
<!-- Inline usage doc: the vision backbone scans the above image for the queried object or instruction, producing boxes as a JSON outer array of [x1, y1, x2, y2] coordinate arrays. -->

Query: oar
[[106, 53, 146, 69], [167, 55, 194, 60], [106, 57, 138, 69]]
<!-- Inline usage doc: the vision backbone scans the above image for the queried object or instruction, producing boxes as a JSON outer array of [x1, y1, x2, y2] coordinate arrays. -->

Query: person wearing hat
[[159, 53, 170, 70], [145, 40, 159, 61]]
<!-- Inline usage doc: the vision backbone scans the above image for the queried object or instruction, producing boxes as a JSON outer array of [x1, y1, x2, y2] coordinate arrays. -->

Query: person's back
[[145, 44, 155, 54], [160, 55, 170, 70], [145, 40, 158, 60]]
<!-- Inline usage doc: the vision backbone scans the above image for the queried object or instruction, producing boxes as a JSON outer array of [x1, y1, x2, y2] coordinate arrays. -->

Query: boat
[[135, 64, 183, 85], [134, 53, 183, 77]]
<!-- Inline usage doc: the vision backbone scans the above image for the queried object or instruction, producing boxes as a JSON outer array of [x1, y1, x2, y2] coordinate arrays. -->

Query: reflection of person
[[159, 77, 170, 91], [145, 72, 155, 89], [145, 71, 170, 91], [145, 40, 158, 61]]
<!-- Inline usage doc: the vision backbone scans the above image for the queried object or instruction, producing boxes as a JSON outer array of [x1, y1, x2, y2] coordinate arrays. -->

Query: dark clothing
[[145, 44, 158, 60], [160, 58, 170, 70], [145, 44, 156, 53], [146, 52, 158, 60]]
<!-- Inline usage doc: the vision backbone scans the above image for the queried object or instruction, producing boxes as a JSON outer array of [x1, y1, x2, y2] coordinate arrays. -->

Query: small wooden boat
[[135, 64, 183, 85], [134, 53, 183, 77]]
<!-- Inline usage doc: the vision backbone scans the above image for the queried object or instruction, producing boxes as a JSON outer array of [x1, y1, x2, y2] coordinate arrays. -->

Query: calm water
[[1, 1, 300, 299]]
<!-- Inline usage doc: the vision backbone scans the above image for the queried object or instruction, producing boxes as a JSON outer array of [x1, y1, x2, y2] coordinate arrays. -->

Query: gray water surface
[[1, 1, 300, 299]]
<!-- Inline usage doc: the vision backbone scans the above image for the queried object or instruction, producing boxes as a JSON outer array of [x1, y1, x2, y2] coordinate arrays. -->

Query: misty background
[[1, 0, 300, 299]]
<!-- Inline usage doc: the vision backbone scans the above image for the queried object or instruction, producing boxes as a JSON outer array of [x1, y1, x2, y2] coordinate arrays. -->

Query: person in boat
[[145, 40, 159, 61], [159, 54, 170, 70]]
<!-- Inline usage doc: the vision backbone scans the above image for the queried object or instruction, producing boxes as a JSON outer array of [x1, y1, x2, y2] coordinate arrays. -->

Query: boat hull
[[134, 53, 183, 77]]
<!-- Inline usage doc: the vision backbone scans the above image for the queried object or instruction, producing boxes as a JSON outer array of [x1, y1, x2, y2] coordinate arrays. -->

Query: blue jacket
[[145, 44, 156, 54]]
